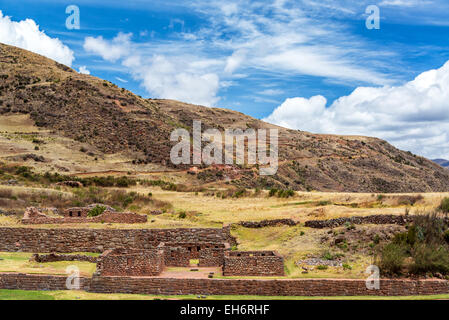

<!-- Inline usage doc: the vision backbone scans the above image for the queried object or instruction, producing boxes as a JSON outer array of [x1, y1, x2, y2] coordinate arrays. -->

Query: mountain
[[433, 159, 449, 168], [1, 42, 449, 193]]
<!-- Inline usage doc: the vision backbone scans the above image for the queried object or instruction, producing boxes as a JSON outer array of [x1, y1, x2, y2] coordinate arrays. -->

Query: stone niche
[[223, 251, 285, 277], [95, 248, 165, 277], [62, 207, 90, 218]]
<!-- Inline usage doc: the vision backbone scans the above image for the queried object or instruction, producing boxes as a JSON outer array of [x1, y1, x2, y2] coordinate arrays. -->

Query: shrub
[[410, 244, 449, 275], [342, 263, 352, 270], [268, 188, 278, 197], [178, 211, 187, 219], [317, 265, 328, 270], [87, 205, 106, 217], [378, 243, 407, 275], [438, 197, 449, 214]]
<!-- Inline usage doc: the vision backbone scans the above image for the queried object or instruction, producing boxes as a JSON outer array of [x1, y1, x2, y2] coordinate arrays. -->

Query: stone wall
[[199, 248, 225, 267], [62, 207, 90, 217], [0, 273, 91, 291], [163, 246, 190, 267], [95, 248, 164, 276], [1, 273, 449, 296], [87, 276, 449, 296], [30, 253, 97, 263], [237, 219, 299, 228], [223, 251, 285, 277], [22, 210, 148, 225], [0, 227, 233, 253], [164, 242, 228, 259], [305, 214, 415, 229]]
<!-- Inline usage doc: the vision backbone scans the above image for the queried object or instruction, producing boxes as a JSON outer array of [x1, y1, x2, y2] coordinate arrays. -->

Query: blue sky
[[1, 0, 449, 159]]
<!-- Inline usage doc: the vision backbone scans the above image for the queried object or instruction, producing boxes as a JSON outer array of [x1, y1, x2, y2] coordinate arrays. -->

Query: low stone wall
[[22, 211, 148, 225], [1, 273, 449, 296], [237, 219, 299, 228], [163, 246, 190, 267], [0, 227, 233, 253], [305, 214, 415, 229], [199, 248, 225, 267], [0, 273, 91, 291], [96, 248, 165, 277], [164, 242, 228, 258], [31, 253, 97, 263], [223, 251, 285, 277], [89, 276, 449, 296]]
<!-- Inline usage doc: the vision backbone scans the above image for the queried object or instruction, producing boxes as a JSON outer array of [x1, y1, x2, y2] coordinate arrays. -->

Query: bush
[[378, 243, 407, 275], [87, 205, 106, 217], [410, 244, 449, 275], [438, 197, 449, 214], [317, 265, 328, 270], [378, 211, 449, 276]]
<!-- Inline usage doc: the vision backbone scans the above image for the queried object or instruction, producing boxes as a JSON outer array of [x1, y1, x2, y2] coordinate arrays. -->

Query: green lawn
[[1, 289, 449, 300]]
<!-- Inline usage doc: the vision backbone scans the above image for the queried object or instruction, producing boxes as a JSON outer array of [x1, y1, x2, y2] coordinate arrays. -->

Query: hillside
[[1, 42, 449, 192]]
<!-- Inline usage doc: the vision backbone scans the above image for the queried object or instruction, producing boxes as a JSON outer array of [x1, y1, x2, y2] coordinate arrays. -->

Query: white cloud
[[258, 89, 284, 96], [83, 0, 400, 107], [264, 61, 449, 159], [78, 66, 90, 75], [0, 11, 74, 66], [83, 32, 132, 62], [123, 54, 221, 106]]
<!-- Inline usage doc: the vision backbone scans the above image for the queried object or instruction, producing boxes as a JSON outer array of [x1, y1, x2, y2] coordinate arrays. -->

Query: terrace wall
[[22, 211, 148, 225], [0, 227, 233, 253], [96, 248, 164, 276], [223, 251, 285, 277], [2, 273, 449, 297]]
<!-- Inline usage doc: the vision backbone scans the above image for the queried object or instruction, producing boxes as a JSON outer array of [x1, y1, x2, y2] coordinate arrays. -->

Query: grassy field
[[0, 184, 446, 280], [0, 252, 98, 277]]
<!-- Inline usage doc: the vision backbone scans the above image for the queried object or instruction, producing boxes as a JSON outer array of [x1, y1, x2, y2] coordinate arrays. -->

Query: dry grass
[[0, 252, 96, 277]]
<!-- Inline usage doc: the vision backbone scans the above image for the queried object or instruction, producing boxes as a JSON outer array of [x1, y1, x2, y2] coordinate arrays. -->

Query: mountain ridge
[[1, 42, 449, 192]]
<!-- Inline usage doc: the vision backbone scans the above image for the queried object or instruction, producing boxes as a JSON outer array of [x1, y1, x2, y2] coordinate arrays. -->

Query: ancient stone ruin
[[21, 206, 148, 224], [223, 251, 285, 277], [95, 248, 165, 276]]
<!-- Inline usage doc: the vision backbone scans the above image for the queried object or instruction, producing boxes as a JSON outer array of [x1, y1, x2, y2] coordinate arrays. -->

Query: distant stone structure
[[95, 248, 165, 277], [21, 207, 147, 224], [223, 251, 285, 277]]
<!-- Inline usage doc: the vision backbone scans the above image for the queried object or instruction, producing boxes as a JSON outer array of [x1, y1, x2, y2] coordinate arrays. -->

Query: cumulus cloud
[[0, 11, 74, 66], [83, 32, 223, 107], [78, 66, 90, 75], [264, 61, 449, 159], [123, 54, 221, 106], [83, 32, 132, 62]]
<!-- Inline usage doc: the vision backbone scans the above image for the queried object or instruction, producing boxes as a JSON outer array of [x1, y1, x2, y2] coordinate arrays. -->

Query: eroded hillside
[[1, 42, 449, 192]]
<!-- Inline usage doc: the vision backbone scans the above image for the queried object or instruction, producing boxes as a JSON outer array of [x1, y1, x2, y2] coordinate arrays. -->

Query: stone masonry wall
[[87, 276, 449, 296], [0, 273, 91, 291], [31, 253, 97, 263], [199, 248, 225, 267], [22, 211, 148, 225], [223, 251, 285, 277], [1, 273, 449, 296], [95, 248, 164, 276], [305, 214, 415, 229], [0, 227, 232, 253], [163, 246, 190, 267]]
